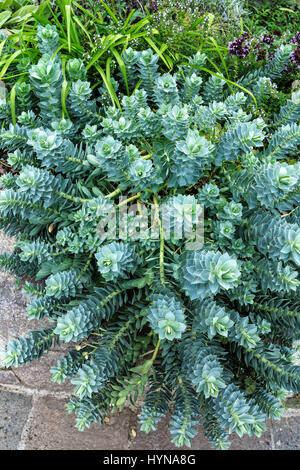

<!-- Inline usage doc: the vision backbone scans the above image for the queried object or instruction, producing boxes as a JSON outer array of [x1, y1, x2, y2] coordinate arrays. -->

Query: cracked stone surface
[[1, 390, 299, 450], [12, 351, 75, 394], [24, 397, 132, 450], [0, 273, 42, 366], [0, 370, 20, 385], [129, 414, 214, 450], [0, 231, 15, 254], [0, 230, 77, 394], [0, 390, 32, 450], [129, 414, 273, 450], [0, 231, 43, 366], [272, 416, 300, 450]]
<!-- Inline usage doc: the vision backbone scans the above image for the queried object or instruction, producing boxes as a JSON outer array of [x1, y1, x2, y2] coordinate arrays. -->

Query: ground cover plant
[[0, 23, 300, 449], [144, 0, 246, 57], [0, 0, 261, 179], [246, 0, 300, 36], [227, 28, 300, 87], [223, 0, 299, 81], [0, 0, 173, 176], [0, 0, 39, 30], [0, 0, 171, 95]]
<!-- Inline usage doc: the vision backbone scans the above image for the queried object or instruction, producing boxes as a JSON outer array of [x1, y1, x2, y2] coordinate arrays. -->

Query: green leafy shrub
[[0, 26, 300, 450], [0, 0, 169, 96], [0, 0, 39, 30], [246, 0, 300, 35], [145, 0, 246, 57], [227, 28, 300, 89]]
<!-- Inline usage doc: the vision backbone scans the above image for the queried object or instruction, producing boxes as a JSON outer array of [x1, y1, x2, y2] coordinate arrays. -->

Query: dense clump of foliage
[[144, 0, 247, 56], [0, 26, 300, 450], [247, 0, 300, 35], [228, 29, 300, 75]]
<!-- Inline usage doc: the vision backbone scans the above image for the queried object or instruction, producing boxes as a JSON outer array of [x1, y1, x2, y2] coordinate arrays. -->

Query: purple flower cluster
[[228, 31, 275, 61], [255, 49, 266, 61], [149, 0, 158, 12], [291, 48, 300, 68], [261, 33, 274, 45], [291, 32, 300, 45], [228, 32, 250, 58], [290, 32, 300, 69], [228, 29, 300, 70], [255, 39, 275, 62]]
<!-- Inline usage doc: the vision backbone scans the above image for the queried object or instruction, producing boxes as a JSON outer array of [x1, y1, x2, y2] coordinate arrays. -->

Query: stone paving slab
[[0, 390, 32, 450], [129, 414, 273, 450], [0, 369, 20, 385], [272, 416, 300, 450], [12, 352, 75, 394], [23, 397, 133, 450], [0, 231, 15, 254], [20, 406, 300, 450], [129, 414, 214, 450], [1, 388, 300, 450], [0, 230, 78, 396], [0, 236, 48, 366]]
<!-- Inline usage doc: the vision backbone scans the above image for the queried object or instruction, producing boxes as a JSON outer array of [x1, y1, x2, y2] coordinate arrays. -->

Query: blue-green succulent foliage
[[0, 27, 300, 450]]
